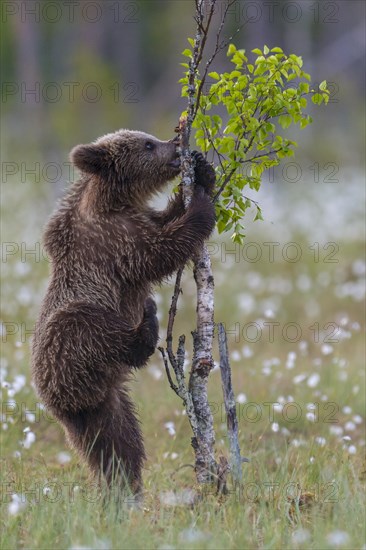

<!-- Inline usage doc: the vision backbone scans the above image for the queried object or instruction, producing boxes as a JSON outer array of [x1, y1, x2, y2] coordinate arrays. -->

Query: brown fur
[[31, 129, 215, 495]]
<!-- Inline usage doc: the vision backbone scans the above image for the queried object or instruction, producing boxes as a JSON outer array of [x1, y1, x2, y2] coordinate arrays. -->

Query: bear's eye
[[145, 141, 155, 151]]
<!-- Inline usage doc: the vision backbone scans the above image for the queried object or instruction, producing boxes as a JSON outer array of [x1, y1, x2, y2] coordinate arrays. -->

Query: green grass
[[1, 176, 365, 549]]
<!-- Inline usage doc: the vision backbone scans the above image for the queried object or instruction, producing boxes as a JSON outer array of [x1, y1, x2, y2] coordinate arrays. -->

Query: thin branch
[[194, 0, 250, 119], [213, 166, 236, 202], [201, 120, 226, 170], [194, 0, 237, 118], [177, 334, 186, 371], [158, 346, 179, 396], [218, 322, 242, 483], [195, 2, 215, 68], [166, 267, 184, 369], [240, 148, 282, 164], [212, 147, 282, 203]]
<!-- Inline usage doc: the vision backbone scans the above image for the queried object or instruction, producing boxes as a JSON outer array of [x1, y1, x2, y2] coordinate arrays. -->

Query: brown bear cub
[[31, 129, 216, 496]]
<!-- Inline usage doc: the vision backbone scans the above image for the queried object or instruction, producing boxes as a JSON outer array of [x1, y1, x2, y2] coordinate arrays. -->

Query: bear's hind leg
[[62, 385, 145, 498]]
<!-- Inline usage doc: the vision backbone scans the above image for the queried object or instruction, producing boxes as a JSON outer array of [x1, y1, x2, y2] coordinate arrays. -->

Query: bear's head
[[70, 129, 181, 206]]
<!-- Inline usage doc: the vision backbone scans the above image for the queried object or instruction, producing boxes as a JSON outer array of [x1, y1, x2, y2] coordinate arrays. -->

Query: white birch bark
[[189, 246, 217, 482]]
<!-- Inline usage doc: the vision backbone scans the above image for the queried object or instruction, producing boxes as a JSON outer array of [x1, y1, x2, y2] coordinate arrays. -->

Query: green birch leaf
[[319, 80, 327, 91], [182, 49, 192, 58]]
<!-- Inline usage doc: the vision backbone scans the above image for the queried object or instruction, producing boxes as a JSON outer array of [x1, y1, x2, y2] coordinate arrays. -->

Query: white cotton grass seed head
[[329, 425, 343, 437], [307, 373, 320, 387], [164, 422, 176, 436], [352, 259, 366, 276], [25, 411, 36, 423], [18, 286, 32, 306], [236, 393, 247, 404], [242, 346, 253, 358], [22, 431, 36, 449], [286, 351, 297, 369], [344, 421, 356, 432], [8, 494, 26, 516], [230, 350, 241, 362], [297, 274, 312, 292], [321, 344, 334, 355], [179, 528, 208, 544], [292, 528, 311, 545], [238, 292, 255, 313], [298, 340, 308, 353], [326, 531, 350, 547], [12, 374, 26, 394], [57, 452, 71, 464], [148, 365, 163, 380], [306, 412, 316, 422], [293, 374, 307, 384]]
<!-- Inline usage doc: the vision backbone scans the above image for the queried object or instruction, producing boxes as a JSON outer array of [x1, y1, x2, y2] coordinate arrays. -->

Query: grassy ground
[[1, 174, 365, 549]]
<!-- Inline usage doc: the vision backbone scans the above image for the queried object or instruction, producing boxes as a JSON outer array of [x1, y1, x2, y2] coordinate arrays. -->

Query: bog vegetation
[[1, 2, 365, 549]]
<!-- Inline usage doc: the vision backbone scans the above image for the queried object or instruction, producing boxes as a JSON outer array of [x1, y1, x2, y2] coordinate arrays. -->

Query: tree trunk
[[189, 246, 217, 482]]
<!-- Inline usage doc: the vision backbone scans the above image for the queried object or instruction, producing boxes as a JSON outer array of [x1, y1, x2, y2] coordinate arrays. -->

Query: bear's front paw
[[192, 151, 216, 196], [142, 297, 159, 348], [143, 297, 157, 317]]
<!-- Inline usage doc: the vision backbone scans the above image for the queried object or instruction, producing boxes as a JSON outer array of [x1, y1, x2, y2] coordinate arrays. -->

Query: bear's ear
[[70, 143, 109, 175]]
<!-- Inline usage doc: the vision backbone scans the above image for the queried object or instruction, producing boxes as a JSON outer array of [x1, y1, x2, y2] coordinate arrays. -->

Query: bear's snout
[[168, 152, 181, 170], [167, 145, 181, 171]]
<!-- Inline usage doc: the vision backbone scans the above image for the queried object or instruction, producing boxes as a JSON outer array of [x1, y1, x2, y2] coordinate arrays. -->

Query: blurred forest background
[[1, 2, 366, 548], [1, 0, 365, 168]]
